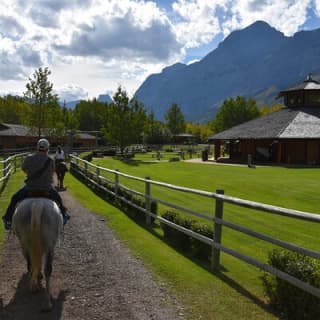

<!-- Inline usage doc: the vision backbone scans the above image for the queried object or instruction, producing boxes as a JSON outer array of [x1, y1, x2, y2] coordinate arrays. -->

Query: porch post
[[214, 141, 221, 160], [277, 142, 282, 163]]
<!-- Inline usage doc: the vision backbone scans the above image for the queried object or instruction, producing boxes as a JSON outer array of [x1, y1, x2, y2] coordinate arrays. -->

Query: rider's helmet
[[37, 138, 50, 151]]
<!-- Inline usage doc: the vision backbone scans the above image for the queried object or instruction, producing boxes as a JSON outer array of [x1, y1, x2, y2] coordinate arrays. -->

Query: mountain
[[64, 100, 80, 109], [134, 21, 320, 122], [61, 94, 112, 109], [97, 94, 112, 103]]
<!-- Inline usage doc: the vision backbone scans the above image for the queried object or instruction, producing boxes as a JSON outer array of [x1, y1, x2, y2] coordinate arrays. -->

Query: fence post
[[114, 169, 119, 199], [13, 156, 17, 173], [2, 158, 6, 181], [145, 176, 151, 225], [96, 166, 100, 185], [212, 189, 224, 271], [84, 161, 88, 176]]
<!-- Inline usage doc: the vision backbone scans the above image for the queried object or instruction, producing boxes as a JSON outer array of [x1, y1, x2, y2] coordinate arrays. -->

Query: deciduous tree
[[0, 95, 31, 124], [103, 86, 147, 152], [212, 96, 260, 133], [24, 67, 59, 137]]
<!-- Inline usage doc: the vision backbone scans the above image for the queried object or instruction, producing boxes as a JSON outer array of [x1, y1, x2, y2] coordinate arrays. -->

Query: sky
[[1, 0, 320, 102]]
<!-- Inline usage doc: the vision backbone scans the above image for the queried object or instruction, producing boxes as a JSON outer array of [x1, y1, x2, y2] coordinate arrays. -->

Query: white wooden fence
[[0, 153, 27, 191], [69, 154, 320, 298]]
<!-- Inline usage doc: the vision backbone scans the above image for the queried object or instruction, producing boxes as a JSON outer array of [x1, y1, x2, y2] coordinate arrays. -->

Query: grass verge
[[65, 173, 278, 320], [0, 171, 25, 245]]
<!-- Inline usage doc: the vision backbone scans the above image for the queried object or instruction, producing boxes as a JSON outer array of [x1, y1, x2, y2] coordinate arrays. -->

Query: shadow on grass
[[114, 158, 165, 167], [0, 273, 67, 319], [71, 170, 278, 319], [144, 223, 278, 318]]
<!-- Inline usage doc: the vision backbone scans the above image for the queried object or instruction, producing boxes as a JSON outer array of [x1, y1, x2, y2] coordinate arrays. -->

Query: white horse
[[12, 198, 63, 311]]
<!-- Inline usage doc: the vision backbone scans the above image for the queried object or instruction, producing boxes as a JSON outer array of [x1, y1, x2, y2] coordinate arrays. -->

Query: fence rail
[[69, 154, 320, 298], [0, 153, 28, 193]]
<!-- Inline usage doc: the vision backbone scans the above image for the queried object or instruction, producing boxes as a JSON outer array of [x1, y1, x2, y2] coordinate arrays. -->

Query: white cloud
[[223, 0, 311, 36], [172, 0, 228, 47], [0, 16, 25, 39], [172, 0, 313, 44], [55, 84, 88, 103], [0, 0, 319, 99], [314, 0, 320, 14], [54, 14, 181, 61]]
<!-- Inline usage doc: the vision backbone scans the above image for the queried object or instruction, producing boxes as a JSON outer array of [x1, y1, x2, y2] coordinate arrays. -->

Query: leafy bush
[[169, 157, 180, 162], [161, 211, 179, 240], [82, 152, 93, 162], [161, 211, 193, 250], [262, 249, 320, 320], [191, 222, 214, 261], [161, 210, 213, 259], [103, 149, 116, 156], [71, 163, 157, 224]]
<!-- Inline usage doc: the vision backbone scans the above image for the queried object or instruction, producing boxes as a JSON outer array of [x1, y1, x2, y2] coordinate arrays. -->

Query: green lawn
[[80, 156, 319, 318], [0, 170, 25, 244], [65, 173, 278, 320], [91, 156, 320, 246], [1, 159, 319, 319]]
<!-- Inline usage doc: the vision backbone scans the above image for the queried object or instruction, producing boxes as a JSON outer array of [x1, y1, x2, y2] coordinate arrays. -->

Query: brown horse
[[55, 161, 68, 190]]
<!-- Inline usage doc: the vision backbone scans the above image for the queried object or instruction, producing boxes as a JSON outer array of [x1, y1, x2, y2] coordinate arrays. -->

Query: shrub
[[103, 149, 116, 156], [262, 249, 320, 320], [82, 152, 93, 162], [71, 164, 157, 223], [161, 211, 179, 240], [161, 210, 213, 256], [191, 222, 214, 261], [169, 157, 180, 162], [161, 211, 194, 250]]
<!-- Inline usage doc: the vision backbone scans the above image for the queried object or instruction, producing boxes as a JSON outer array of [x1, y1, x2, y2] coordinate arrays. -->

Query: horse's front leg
[[61, 173, 65, 189]]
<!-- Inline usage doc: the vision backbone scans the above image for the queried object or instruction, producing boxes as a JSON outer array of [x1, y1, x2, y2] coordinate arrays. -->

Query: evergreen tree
[[144, 111, 171, 145], [165, 103, 186, 136]]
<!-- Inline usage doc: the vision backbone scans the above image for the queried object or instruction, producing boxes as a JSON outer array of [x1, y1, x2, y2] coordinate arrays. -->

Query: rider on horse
[[55, 145, 65, 164], [2, 138, 70, 230]]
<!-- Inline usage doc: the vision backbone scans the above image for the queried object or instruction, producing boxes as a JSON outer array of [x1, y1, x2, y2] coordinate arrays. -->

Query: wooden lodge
[[0, 123, 97, 151], [208, 74, 320, 165]]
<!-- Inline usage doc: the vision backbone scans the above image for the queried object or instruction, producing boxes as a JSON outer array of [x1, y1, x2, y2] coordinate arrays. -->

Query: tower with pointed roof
[[208, 74, 320, 165], [278, 73, 320, 108]]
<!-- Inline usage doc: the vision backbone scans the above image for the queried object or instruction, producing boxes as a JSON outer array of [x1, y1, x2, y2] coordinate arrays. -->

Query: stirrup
[[2, 217, 12, 230], [63, 213, 70, 225]]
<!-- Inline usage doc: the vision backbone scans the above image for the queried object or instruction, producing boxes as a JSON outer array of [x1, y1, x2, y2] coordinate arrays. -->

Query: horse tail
[[30, 201, 43, 289]]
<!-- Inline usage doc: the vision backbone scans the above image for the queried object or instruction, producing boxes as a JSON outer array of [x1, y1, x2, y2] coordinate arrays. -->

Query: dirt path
[[0, 190, 186, 320]]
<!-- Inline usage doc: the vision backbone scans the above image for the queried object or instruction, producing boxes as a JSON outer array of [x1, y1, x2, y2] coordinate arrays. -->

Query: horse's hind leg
[[42, 251, 54, 312], [22, 249, 31, 274]]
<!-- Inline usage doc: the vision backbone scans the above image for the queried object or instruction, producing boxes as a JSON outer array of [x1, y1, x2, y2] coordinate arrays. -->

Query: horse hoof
[[31, 286, 40, 294], [41, 303, 53, 312]]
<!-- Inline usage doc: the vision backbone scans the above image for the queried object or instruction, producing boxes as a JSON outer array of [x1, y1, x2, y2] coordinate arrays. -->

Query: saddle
[[26, 190, 50, 198]]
